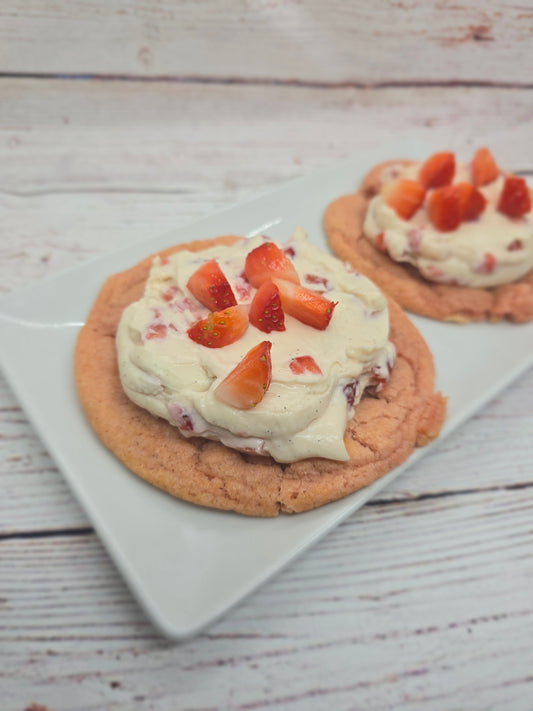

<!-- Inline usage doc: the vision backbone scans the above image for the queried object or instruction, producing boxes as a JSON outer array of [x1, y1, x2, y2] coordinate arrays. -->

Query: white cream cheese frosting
[[364, 163, 533, 288], [116, 229, 395, 463]]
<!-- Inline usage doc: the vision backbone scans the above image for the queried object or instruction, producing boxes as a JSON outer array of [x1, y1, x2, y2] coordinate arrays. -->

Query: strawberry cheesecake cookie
[[324, 149, 533, 322], [75, 229, 446, 516]]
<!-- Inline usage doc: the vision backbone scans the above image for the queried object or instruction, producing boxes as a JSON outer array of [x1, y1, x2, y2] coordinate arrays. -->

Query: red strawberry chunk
[[497, 175, 532, 218], [381, 179, 426, 220], [418, 152, 455, 189], [476, 252, 497, 274], [426, 265, 445, 280], [304, 273, 330, 289], [187, 305, 248, 348], [507, 239, 523, 251], [343, 381, 360, 408], [407, 228, 423, 251], [234, 274, 252, 301], [370, 364, 390, 391], [375, 232, 388, 252], [273, 278, 337, 330], [427, 185, 462, 232], [145, 323, 168, 340], [472, 147, 499, 187], [186, 259, 237, 311], [289, 355, 322, 375], [484, 253, 497, 273], [244, 242, 300, 288], [162, 284, 179, 302], [168, 403, 195, 432], [453, 182, 487, 221], [249, 280, 285, 334], [214, 341, 272, 409]]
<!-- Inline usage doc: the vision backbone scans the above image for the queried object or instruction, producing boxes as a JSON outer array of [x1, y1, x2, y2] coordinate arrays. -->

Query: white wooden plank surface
[[1, 80, 532, 299], [1, 4, 533, 709], [2, 487, 533, 710], [2, 0, 533, 83], [2, 80, 533, 198]]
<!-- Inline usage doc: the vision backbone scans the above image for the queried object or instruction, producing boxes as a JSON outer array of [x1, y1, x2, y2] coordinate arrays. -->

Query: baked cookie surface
[[75, 235, 446, 516], [324, 160, 533, 323]]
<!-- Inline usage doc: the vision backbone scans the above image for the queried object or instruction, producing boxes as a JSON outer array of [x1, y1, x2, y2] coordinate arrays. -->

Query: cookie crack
[[348, 429, 379, 454]]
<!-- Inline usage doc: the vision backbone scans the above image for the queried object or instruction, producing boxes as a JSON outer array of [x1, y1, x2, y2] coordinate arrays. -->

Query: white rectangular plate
[[2, 139, 533, 640]]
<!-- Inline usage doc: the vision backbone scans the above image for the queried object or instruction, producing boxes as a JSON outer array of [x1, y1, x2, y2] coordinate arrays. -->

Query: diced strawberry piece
[[497, 175, 531, 218], [168, 403, 195, 432], [507, 239, 523, 251], [407, 228, 423, 251], [244, 242, 300, 288], [452, 184, 471, 214], [476, 252, 497, 274], [343, 381, 360, 408], [418, 152, 455, 189], [371, 374, 387, 388], [249, 280, 285, 334], [215, 341, 272, 409], [472, 147, 499, 186], [370, 364, 391, 391], [168, 296, 202, 317], [426, 265, 445, 280], [187, 305, 248, 348], [463, 189, 487, 221], [186, 259, 237, 311], [289, 355, 322, 375], [162, 284, 179, 302], [427, 185, 462, 232], [304, 273, 330, 289], [178, 414, 194, 431], [234, 274, 252, 301], [484, 253, 497, 273], [375, 232, 388, 252], [381, 179, 426, 220], [453, 182, 487, 221], [273, 278, 337, 330], [145, 323, 168, 340]]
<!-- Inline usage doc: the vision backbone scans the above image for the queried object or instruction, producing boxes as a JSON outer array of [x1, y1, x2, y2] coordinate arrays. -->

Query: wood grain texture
[[2, 79, 533, 198], [1, 4, 533, 708], [2, 0, 533, 83], [1, 80, 532, 298], [1, 487, 533, 710]]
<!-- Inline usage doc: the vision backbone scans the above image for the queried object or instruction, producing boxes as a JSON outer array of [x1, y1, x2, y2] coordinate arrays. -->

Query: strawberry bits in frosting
[[116, 229, 395, 463], [364, 149, 533, 288]]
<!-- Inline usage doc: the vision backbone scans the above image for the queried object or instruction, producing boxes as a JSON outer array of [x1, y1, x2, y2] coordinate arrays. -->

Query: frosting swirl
[[364, 162, 533, 288], [116, 229, 395, 463]]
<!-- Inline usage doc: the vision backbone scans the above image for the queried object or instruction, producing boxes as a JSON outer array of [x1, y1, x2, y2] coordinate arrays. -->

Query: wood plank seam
[[1, 72, 533, 91], [2, 479, 533, 541], [0, 527, 93, 541], [369, 480, 533, 505]]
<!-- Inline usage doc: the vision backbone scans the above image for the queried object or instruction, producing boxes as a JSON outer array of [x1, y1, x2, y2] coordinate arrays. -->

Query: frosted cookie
[[324, 149, 533, 323], [75, 231, 446, 516]]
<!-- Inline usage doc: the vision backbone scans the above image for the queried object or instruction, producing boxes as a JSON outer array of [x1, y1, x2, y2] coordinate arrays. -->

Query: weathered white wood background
[[1, 2, 533, 710]]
